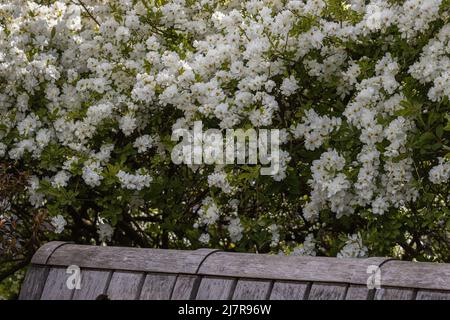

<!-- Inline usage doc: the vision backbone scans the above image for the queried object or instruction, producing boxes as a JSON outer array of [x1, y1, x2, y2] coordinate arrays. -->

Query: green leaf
[[414, 132, 435, 147], [436, 125, 444, 138]]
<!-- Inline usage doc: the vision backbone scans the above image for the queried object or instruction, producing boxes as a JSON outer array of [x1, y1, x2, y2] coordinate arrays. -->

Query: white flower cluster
[[51, 215, 67, 234], [117, 170, 153, 191], [269, 224, 281, 247], [51, 171, 71, 189], [27, 176, 44, 208], [97, 221, 114, 242], [0, 0, 448, 251], [207, 171, 233, 194], [82, 161, 104, 188], [409, 24, 450, 102], [133, 135, 156, 153], [227, 217, 244, 242], [337, 233, 368, 258], [291, 233, 317, 256], [195, 197, 221, 227], [291, 109, 341, 150], [303, 149, 352, 221], [429, 158, 450, 185]]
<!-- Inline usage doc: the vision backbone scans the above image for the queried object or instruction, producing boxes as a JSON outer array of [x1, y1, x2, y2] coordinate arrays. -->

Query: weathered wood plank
[[106, 271, 145, 300], [195, 277, 236, 300], [374, 287, 415, 300], [72, 269, 111, 300], [269, 281, 308, 300], [307, 283, 347, 300], [345, 285, 371, 300], [47, 244, 217, 274], [31, 242, 70, 265], [232, 279, 272, 300], [139, 273, 177, 300], [171, 275, 201, 300], [40, 268, 74, 300], [19, 265, 49, 300], [198, 252, 388, 285], [380, 260, 450, 290], [415, 290, 450, 300]]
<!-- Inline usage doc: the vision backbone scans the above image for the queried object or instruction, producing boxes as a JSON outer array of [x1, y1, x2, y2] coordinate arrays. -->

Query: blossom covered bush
[[1, 0, 450, 291]]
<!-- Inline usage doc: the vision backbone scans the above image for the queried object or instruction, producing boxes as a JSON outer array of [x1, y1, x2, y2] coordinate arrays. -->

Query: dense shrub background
[[0, 0, 449, 298]]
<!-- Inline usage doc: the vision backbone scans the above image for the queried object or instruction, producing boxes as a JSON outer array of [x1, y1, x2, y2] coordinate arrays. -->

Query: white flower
[[35, 128, 53, 149], [429, 158, 450, 184], [280, 75, 299, 96], [17, 114, 41, 136], [207, 171, 232, 194], [119, 115, 137, 136], [291, 109, 341, 151], [269, 224, 280, 247], [115, 26, 130, 42], [198, 233, 210, 244], [227, 217, 244, 242], [51, 170, 71, 189], [337, 233, 368, 258], [97, 222, 114, 242], [372, 196, 388, 215], [292, 234, 316, 256], [133, 135, 154, 153], [82, 161, 103, 187], [197, 197, 220, 226], [0, 143, 6, 157], [51, 215, 67, 234], [116, 170, 152, 190]]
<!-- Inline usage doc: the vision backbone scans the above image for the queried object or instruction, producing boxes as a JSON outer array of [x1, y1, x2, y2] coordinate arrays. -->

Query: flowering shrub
[[1, 0, 450, 288]]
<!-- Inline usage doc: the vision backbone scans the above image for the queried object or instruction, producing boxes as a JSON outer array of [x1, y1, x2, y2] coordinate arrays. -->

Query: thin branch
[[71, 0, 100, 27], [0, 259, 30, 282]]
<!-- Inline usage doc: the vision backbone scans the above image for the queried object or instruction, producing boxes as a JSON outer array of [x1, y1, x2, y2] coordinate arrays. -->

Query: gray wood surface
[[269, 281, 309, 300], [415, 290, 450, 300], [40, 268, 75, 300], [307, 283, 347, 300], [232, 279, 272, 300], [171, 275, 201, 300], [380, 260, 450, 290], [72, 269, 111, 300], [139, 273, 177, 300], [106, 271, 145, 300], [20, 242, 450, 300], [31, 241, 70, 265], [47, 244, 217, 274], [195, 277, 236, 300], [198, 252, 388, 285], [374, 287, 415, 300], [345, 285, 371, 300], [18, 265, 49, 300]]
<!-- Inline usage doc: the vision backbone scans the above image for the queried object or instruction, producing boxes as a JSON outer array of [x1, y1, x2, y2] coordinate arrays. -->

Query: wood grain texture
[[31, 242, 70, 265], [47, 244, 217, 274], [199, 252, 388, 285], [171, 275, 201, 300], [232, 279, 272, 300], [374, 287, 414, 300], [106, 271, 145, 300], [307, 283, 347, 300], [21, 243, 450, 301], [72, 269, 111, 300], [380, 260, 450, 290], [269, 281, 309, 300], [139, 273, 177, 300], [415, 290, 450, 300], [195, 277, 236, 300], [19, 265, 49, 300], [345, 285, 371, 300], [40, 268, 74, 300]]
